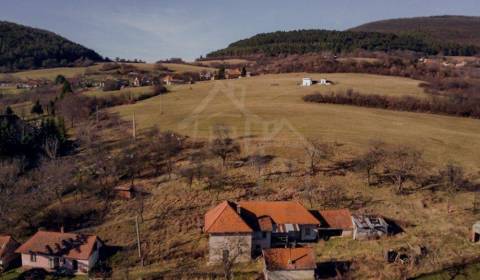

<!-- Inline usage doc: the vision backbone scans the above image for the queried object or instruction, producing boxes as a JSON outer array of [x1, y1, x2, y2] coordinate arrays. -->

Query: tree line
[[303, 89, 480, 119], [207, 29, 479, 58]]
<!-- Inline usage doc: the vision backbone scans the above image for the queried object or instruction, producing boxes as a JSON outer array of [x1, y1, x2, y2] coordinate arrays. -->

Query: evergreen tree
[[31, 100, 44, 115], [4, 106, 14, 115], [241, 66, 247, 77], [55, 75, 66, 85], [218, 65, 226, 80]]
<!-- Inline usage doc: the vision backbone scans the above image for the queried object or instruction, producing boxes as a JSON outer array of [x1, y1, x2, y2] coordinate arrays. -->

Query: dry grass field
[[110, 73, 480, 170], [0, 63, 216, 82]]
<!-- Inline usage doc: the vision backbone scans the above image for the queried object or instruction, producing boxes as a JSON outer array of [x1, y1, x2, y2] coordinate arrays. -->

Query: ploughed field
[[110, 73, 480, 170]]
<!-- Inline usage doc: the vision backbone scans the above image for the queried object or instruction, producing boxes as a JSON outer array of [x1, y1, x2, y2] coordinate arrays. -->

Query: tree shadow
[[316, 261, 351, 279]]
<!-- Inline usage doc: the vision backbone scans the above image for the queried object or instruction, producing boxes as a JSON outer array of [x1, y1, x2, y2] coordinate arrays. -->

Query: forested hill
[[206, 29, 478, 58], [350, 15, 480, 47], [0, 21, 103, 72]]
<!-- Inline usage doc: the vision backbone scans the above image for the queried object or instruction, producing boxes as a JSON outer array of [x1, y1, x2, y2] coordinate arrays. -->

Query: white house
[[302, 78, 313, 87]]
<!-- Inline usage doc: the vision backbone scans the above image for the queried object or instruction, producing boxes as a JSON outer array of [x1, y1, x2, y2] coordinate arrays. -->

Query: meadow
[[110, 73, 480, 170]]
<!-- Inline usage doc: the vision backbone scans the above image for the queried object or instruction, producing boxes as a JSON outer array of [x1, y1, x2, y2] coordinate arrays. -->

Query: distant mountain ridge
[[350, 15, 480, 47], [0, 21, 103, 72]]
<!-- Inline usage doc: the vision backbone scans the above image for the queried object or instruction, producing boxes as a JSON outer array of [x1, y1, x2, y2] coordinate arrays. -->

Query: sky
[[1, 0, 479, 62]]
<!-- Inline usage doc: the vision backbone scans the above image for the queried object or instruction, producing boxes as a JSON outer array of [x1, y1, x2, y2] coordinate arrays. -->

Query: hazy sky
[[1, 0, 479, 61]]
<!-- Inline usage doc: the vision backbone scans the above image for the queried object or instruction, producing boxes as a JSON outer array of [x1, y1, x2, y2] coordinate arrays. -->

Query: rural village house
[[225, 68, 242, 79], [0, 235, 20, 271], [15, 231, 102, 275], [204, 201, 320, 264], [262, 247, 316, 280]]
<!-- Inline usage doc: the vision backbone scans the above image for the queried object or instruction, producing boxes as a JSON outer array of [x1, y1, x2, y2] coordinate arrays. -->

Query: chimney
[[60, 226, 64, 233], [236, 204, 241, 215]]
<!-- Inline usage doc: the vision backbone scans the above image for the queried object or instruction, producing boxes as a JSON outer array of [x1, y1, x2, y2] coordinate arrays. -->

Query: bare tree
[[382, 146, 426, 194], [304, 139, 334, 176], [356, 141, 386, 186], [210, 125, 240, 167], [438, 162, 469, 212], [43, 136, 59, 159], [221, 238, 249, 280]]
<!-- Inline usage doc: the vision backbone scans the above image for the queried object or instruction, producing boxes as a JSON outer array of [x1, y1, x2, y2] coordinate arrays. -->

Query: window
[[30, 253, 37, 262], [49, 257, 59, 269], [262, 232, 267, 239], [72, 260, 78, 271], [222, 249, 230, 262]]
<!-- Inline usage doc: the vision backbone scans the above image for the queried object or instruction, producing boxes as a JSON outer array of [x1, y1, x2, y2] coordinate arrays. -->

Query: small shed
[[262, 247, 316, 280], [472, 221, 480, 243], [114, 185, 137, 200], [352, 215, 389, 240], [319, 79, 333, 85], [302, 78, 312, 87], [317, 209, 354, 238]]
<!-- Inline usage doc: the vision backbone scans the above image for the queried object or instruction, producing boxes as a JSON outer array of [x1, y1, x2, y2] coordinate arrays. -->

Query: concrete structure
[[302, 78, 313, 87], [16, 231, 102, 275], [0, 235, 20, 271], [204, 201, 320, 264], [319, 79, 332, 85], [352, 215, 389, 240], [472, 221, 480, 243], [262, 247, 316, 280], [317, 209, 354, 238]]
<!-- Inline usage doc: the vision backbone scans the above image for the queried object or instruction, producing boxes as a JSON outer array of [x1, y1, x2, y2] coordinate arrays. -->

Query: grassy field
[[109, 72, 480, 170], [0, 63, 216, 82]]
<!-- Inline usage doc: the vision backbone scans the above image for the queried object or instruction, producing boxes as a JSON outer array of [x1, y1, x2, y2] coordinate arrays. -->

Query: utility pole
[[135, 215, 144, 266], [132, 112, 136, 141]]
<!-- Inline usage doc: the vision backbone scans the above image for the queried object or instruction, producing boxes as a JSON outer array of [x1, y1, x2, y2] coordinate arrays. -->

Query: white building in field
[[302, 78, 312, 87]]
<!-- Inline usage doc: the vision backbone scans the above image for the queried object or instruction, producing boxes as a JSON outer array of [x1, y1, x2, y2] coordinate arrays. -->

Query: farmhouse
[[302, 78, 312, 86], [262, 247, 316, 280], [204, 200, 320, 264], [0, 235, 20, 271], [15, 231, 102, 275], [317, 209, 354, 238], [225, 68, 242, 79], [352, 215, 389, 240]]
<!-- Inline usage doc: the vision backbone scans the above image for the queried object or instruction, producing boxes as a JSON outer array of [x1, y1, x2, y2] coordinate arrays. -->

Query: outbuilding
[[0, 235, 20, 271], [302, 78, 313, 87], [262, 247, 316, 280]]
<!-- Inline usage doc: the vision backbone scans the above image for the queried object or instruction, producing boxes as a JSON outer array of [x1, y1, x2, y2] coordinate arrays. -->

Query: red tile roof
[[204, 201, 253, 233], [0, 235, 17, 258], [263, 247, 316, 271], [15, 231, 99, 260], [239, 201, 319, 225], [319, 209, 353, 230]]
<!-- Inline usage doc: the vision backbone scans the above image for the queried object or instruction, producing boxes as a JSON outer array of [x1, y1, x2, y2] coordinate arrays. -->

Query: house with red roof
[[262, 247, 316, 280], [15, 231, 102, 275], [0, 235, 20, 271], [204, 201, 320, 264]]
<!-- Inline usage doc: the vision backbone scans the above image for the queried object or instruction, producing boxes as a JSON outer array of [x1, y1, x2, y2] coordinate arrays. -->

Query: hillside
[[206, 29, 478, 58], [350, 15, 480, 47], [0, 21, 103, 72]]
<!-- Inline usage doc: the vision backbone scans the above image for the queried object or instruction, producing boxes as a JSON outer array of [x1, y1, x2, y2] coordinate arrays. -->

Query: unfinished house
[[204, 201, 320, 264], [317, 209, 354, 238], [472, 221, 480, 243], [0, 235, 20, 271], [352, 215, 389, 240], [262, 247, 316, 280]]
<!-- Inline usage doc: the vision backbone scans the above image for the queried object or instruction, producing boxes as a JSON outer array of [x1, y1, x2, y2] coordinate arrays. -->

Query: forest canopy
[[207, 29, 479, 57], [0, 21, 103, 72]]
